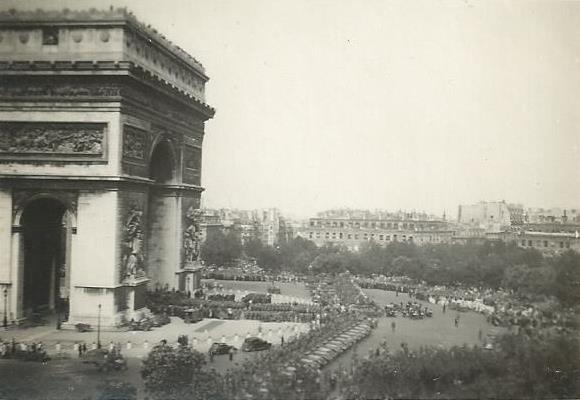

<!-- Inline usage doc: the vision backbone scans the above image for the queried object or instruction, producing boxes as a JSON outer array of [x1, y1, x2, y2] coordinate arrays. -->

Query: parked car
[[129, 318, 152, 331], [151, 313, 171, 327], [241, 337, 272, 352], [183, 309, 203, 324], [209, 342, 237, 356]]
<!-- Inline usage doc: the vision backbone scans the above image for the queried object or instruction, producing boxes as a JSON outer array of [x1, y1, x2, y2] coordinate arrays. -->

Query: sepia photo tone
[[0, 1, 578, 399]]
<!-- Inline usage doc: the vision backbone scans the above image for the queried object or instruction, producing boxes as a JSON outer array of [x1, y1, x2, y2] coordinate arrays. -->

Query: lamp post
[[97, 304, 102, 349], [186, 276, 191, 298], [3, 288, 7, 329]]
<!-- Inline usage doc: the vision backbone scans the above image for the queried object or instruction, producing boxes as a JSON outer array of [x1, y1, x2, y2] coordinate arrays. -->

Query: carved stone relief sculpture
[[183, 206, 202, 264], [122, 204, 146, 281], [0, 122, 104, 156], [122, 125, 148, 160]]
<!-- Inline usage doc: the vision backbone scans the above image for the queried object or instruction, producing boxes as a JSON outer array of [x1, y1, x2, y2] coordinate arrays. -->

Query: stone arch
[[13, 192, 77, 228], [148, 137, 178, 185]]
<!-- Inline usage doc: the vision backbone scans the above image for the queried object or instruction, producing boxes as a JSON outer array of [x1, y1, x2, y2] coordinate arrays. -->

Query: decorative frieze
[[0, 84, 121, 99], [0, 122, 105, 157]]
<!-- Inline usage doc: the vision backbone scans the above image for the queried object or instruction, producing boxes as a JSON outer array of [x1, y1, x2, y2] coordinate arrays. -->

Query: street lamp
[[186, 276, 191, 297], [97, 303, 102, 349], [3, 288, 7, 329]]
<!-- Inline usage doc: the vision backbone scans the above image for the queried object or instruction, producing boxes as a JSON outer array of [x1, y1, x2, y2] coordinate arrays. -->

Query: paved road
[[325, 288, 505, 373]]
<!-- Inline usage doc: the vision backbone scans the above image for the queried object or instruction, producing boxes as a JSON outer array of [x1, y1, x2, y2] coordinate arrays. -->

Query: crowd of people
[[355, 274, 577, 333], [0, 338, 50, 362]]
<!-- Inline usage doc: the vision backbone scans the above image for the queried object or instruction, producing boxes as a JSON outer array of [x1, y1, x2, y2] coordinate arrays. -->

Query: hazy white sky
[[8, 0, 580, 218]]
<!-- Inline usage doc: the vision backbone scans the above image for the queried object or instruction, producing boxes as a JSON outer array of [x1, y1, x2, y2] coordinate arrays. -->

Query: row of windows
[[309, 220, 440, 230], [521, 239, 570, 249], [308, 232, 446, 243]]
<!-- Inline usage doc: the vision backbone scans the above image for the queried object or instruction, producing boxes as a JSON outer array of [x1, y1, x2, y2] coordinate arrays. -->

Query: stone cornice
[[0, 175, 204, 193], [0, 61, 215, 119]]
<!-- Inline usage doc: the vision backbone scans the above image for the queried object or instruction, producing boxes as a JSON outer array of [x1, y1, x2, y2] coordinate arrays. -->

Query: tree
[[200, 230, 242, 267], [553, 251, 580, 307], [141, 343, 208, 400]]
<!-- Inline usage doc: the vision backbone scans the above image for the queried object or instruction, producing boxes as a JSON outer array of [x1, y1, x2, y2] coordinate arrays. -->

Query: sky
[[6, 0, 580, 218]]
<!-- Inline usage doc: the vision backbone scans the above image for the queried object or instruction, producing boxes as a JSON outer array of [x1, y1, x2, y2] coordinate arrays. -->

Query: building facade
[[301, 213, 454, 250], [457, 201, 523, 231], [0, 9, 214, 327]]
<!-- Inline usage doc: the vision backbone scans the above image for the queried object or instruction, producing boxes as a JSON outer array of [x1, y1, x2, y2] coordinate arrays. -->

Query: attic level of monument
[[0, 8, 212, 105]]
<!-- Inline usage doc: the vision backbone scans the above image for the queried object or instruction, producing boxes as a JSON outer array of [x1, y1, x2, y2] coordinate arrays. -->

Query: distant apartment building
[[199, 209, 224, 243], [492, 230, 580, 256], [300, 209, 454, 250], [258, 208, 280, 246], [457, 201, 523, 231], [525, 207, 580, 224], [200, 207, 293, 247]]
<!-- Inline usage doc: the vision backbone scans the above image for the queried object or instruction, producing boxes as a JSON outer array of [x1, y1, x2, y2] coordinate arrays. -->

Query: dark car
[[241, 337, 272, 352], [183, 309, 203, 324], [209, 342, 236, 356], [151, 313, 171, 327]]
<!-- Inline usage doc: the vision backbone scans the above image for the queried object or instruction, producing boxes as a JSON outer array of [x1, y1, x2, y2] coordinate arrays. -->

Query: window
[[566, 242, 570, 248], [354, 234, 359, 240], [363, 233, 368, 239], [544, 241, 548, 248], [347, 234, 352, 239], [528, 240, 533, 247], [339, 232, 343, 239], [521, 240, 526, 246], [560, 242, 564, 248], [340, 222, 344, 228], [310, 221, 315, 227], [42, 27, 59, 45], [386, 235, 390, 241], [309, 232, 313, 239], [316, 232, 320, 239], [325, 232, 330, 238], [379, 234, 384, 240]]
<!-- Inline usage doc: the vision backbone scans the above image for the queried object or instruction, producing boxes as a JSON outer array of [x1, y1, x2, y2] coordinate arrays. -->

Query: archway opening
[[149, 140, 175, 184], [21, 198, 68, 317], [147, 140, 179, 288]]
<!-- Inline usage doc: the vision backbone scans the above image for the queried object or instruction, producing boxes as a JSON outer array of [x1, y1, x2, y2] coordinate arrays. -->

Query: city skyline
[[6, 0, 580, 219]]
